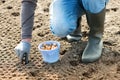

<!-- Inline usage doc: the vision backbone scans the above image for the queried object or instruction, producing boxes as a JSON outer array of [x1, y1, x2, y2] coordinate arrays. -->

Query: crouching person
[[50, 0, 109, 63]]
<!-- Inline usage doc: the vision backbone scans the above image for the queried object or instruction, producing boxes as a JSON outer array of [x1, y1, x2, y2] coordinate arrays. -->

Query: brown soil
[[0, 0, 120, 80]]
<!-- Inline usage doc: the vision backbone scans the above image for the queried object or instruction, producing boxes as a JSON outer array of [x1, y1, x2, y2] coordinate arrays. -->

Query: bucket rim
[[38, 40, 60, 51]]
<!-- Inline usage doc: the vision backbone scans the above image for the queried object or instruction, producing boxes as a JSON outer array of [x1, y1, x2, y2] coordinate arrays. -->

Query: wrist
[[22, 38, 31, 43]]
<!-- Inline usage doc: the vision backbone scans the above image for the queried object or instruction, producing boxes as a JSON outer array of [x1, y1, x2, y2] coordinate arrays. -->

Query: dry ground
[[0, 0, 120, 80]]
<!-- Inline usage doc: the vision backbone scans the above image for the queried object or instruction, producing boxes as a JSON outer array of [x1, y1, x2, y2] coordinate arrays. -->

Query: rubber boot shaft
[[82, 8, 106, 63]]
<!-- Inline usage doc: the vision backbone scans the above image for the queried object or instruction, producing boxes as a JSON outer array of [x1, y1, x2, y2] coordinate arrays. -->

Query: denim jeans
[[50, 0, 109, 37]]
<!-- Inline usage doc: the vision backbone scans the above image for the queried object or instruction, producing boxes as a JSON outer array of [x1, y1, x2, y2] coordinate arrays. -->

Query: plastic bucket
[[38, 41, 60, 63]]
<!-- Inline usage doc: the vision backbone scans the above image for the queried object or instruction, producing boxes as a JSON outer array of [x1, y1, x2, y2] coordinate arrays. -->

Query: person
[[49, 0, 109, 63], [14, 0, 109, 64]]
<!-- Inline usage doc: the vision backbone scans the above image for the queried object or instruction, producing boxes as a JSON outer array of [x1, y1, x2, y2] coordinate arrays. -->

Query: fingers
[[18, 50, 29, 64], [21, 53, 29, 64], [19, 50, 24, 61], [14, 41, 31, 64], [25, 53, 29, 64]]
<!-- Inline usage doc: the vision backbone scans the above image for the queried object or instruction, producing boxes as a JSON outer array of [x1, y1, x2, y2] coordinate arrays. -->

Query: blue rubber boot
[[82, 8, 105, 63]]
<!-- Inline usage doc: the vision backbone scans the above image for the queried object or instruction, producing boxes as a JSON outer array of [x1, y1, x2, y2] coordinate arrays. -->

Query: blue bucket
[[38, 41, 60, 63]]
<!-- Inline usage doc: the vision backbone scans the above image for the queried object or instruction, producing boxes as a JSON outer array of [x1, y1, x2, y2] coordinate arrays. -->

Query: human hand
[[14, 41, 31, 64]]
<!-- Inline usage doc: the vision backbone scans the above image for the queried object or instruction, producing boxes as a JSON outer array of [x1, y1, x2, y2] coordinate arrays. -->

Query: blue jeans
[[50, 0, 109, 37]]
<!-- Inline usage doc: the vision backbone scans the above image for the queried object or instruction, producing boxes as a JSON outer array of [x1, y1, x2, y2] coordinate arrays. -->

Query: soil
[[0, 0, 120, 80]]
